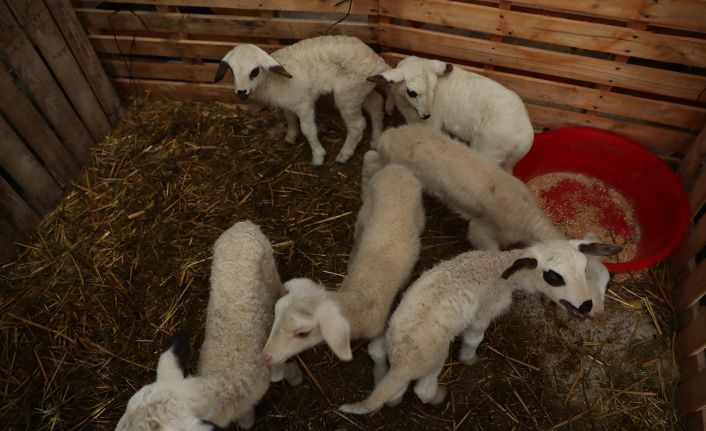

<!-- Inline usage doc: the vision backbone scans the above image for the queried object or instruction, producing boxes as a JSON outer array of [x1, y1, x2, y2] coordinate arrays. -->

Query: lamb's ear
[[501, 257, 538, 279], [579, 243, 623, 257], [214, 61, 230, 83], [430, 60, 453, 76], [157, 332, 190, 382], [367, 68, 404, 85], [268, 64, 293, 78], [316, 300, 352, 360]]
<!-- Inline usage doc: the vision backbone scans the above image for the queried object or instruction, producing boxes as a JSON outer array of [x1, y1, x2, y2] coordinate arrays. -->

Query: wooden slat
[[679, 364, 706, 415], [0, 116, 63, 214], [677, 310, 706, 360], [76, 9, 376, 43], [0, 229, 18, 264], [382, 52, 706, 132], [9, 0, 111, 142], [78, 0, 378, 14], [675, 256, 706, 313], [380, 0, 706, 68], [90, 35, 280, 60], [0, 176, 42, 238], [679, 126, 706, 191], [0, 69, 79, 187], [512, 0, 706, 33], [671, 213, 706, 277], [526, 104, 692, 153], [0, 2, 93, 163], [46, 0, 123, 125], [379, 24, 706, 101], [113, 78, 235, 102], [102, 59, 220, 82], [690, 169, 706, 214]]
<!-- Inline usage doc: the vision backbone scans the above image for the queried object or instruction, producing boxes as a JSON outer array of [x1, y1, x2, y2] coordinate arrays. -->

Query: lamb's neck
[[187, 373, 249, 426], [251, 74, 286, 108], [328, 289, 375, 339]]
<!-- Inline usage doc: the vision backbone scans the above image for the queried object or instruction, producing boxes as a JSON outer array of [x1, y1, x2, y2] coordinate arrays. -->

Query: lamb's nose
[[236, 90, 249, 100], [578, 300, 593, 314], [421, 113, 431, 119], [263, 354, 272, 364]]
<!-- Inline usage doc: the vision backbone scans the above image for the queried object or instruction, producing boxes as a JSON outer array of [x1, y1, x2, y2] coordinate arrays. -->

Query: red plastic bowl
[[514, 127, 690, 272]]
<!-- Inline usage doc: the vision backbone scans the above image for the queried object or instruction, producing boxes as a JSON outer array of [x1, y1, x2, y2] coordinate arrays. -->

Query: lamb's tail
[[339, 368, 409, 415]]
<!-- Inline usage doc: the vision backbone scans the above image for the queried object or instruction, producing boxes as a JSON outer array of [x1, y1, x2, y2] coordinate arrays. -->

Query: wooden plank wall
[[0, 0, 121, 263]]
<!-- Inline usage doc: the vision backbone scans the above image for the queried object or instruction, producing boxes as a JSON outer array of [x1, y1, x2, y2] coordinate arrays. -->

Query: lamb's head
[[262, 278, 352, 365], [501, 239, 622, 318], [116, 334, 218, 431], [368, 56, 452, 120], [214, 44, 292, 100]]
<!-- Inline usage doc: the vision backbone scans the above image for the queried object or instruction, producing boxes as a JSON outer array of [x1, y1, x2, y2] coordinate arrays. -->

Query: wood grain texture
[[675, 252, 706, 313], [0, 1, 93, 163], [671, 208, 706, 277], [75, 0, 378, 13], [0, 172, 42, 238], [0, 69, 80, 187], [679, 354, 706, 415], [46, 0, 123, 125], [9, 0, 111, 141], [512, 0, 706, 33], [677, 310, 706, 360], [678, 126, 706, 191], [90, 35, 280, 60], [0, 116, 64, 214], [380, 0, 706, 67], [379, 24, 706, 101], [76, 9, 376, 43]]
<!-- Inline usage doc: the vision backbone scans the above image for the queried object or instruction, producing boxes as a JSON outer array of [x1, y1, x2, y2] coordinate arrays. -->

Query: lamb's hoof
[[335, 151, 353, 164], [285, 134, 298, 145], [429, 385, 447, 405], [236, 413, 255, 429], [459, 353, 478, 366], [311, 153, 326, 166], [339, 402, 371, 415]]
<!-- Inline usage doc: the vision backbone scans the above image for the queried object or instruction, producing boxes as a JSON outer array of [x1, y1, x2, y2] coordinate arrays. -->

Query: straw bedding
[[0, 99, 680, 430]]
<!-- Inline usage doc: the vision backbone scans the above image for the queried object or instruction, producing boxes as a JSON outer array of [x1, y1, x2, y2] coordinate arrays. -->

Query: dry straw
[[0, 99, 680, 430]]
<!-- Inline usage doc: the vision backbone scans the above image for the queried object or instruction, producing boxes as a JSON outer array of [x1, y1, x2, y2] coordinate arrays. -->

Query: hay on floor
[[0, 99, 680, 430]]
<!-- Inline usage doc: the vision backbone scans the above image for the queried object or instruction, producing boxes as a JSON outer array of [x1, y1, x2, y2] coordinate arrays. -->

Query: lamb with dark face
[[339, 237, 621, 415]]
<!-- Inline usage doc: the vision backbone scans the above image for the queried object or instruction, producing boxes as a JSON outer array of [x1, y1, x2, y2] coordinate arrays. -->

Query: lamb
[[372, 124, 562, 251], [214, 36, 389, 165], [115, 221, 302, 431], [368, 55, 533, 171], [262, 152, 425, 381], [339, 238, 622, 414]]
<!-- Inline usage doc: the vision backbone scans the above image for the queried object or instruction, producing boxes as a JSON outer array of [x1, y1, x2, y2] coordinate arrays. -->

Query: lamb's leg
[[235, 407, 255, 429], [293, 104, 326, 166], [284, 361, 303, 386], [459, 327, 485, 366], [362, 90, 384, 142], [283, 109, 300, 144], [335, 97, 367, 164], [413, 366, 446, 405], [467, 218, 501, 251], [339, 369, 410, 415], [367, 336, 387, 384]]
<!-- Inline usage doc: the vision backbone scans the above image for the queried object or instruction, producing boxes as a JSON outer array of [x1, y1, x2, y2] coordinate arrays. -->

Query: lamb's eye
[[294, 330, 310, 338], [406, 89, 417, 98], [249, 67, 260, 79], [543, 270, 566, 287]]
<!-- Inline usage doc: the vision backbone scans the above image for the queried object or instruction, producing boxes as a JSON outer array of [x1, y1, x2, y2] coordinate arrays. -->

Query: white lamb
[[214, 36, 389, 165], [373, 124, 561, 251], [368, 56, 533, 171], [262, 152, 425, 380], [339, 239, 622, 414], [115, 221, 302, 431]]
